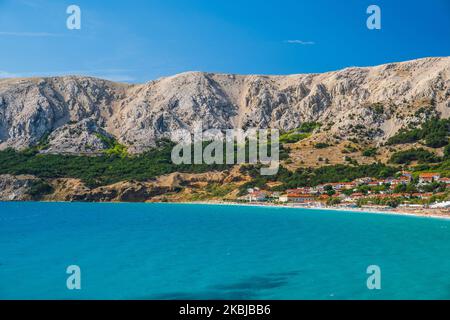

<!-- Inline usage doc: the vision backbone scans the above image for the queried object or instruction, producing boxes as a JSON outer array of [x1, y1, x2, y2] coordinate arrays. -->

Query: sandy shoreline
[[2, 200, 449, 220], [174, 200, 450, 220]]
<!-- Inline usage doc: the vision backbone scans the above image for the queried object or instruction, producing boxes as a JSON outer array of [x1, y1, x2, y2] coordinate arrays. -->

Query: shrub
[[387, 118, 450, 147], [95, 133, 129, 157], [0, 143, 230, 188], [314, 143, 330, 149], [28, 180, 53, 198], [425, 132, 448, 148], [362, 148, 378, 157], [389, 148, 440, 164], [369, 103, 384, 115], [445, 145, 450, 159], [298, 122, 321, 133], [279, 133, 310, 144], [327, 198, 341, 206], [386, 199, 400, 208], [387, 129, 422, 145]]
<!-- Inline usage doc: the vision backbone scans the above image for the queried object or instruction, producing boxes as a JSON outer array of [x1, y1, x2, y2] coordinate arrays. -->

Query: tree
[[362, 148, 378, 157], [424, 132, 448, 148], [327, 198, 341, 206], [386, 199, 400, 208]]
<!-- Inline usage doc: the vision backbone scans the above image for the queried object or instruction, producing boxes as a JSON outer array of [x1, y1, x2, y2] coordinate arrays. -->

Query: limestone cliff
[[0, 57, 448, 154]]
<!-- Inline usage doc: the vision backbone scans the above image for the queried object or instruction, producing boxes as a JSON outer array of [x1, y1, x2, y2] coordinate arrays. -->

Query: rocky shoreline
[[0, 170, 242, 202]]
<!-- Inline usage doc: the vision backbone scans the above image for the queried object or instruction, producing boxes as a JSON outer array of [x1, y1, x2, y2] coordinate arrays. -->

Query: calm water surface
[[0, 202, 449, 299]]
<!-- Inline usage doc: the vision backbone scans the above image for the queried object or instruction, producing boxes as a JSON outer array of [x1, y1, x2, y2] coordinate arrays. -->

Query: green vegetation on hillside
[[279, 122, 320, 144], [95, 133, 129, 157], [362, 148, 378, 157], [314, 142, 331, 149], [279, 133, 310, 144], [27, 179, 54, 199], [367, 103, 384, 116], [389, 148, 440, 164], [357, 197, 401, 208], [387, 118, 450, 148], [239, 163, 397, 193], [0, 137, 291, 188], [297, 122, 321, 133], [0, 142, 229, 188]]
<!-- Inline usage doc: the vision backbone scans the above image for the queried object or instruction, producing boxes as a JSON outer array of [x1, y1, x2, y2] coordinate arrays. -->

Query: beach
[[177, 200, 450, 220]]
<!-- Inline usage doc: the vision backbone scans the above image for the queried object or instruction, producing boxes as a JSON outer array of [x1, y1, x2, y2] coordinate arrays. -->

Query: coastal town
[[241, 171, 450, 215]]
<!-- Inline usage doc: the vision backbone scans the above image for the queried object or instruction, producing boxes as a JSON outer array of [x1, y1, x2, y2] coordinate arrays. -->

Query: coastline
[[1, 199, 449, 220], [173, 200, 450, 220]]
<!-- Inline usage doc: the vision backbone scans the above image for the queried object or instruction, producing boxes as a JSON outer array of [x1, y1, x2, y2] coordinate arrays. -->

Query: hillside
[[0, 57, 448, 155], [0, 57, 449, 203]]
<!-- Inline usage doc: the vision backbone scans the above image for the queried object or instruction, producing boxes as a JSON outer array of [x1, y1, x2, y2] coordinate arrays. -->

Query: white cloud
[[285, 40, 315, 45]]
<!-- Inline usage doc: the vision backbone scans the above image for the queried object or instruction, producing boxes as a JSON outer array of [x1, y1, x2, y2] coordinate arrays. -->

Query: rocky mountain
[[0, 57, 449, 154]]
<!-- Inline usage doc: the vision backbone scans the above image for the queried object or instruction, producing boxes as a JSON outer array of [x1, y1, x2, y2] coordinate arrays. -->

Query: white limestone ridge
[[0, 57, 448, 154]]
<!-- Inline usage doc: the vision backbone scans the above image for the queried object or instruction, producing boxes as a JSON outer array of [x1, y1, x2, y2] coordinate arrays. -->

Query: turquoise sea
[[0, 202, 449, 300]]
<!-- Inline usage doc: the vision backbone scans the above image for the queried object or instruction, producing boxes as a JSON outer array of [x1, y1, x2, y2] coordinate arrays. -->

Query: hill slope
[[0, 57, 449, 154]]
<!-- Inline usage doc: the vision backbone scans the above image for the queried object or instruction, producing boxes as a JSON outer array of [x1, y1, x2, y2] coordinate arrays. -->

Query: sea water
[[0, 202, 449, 299]]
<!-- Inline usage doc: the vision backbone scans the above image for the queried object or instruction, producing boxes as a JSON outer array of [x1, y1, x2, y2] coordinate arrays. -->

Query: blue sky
[[0, 0, 449, 83]]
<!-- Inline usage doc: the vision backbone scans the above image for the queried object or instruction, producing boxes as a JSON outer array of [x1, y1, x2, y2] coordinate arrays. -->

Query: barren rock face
[[0, 76, 125, 150], [42, 118, 112, 155], [0, 57, 449, 153], [0, 175, 37, 201]]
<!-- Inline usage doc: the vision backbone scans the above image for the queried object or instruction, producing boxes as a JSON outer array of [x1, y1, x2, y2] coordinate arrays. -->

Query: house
[[315, 184, 327, 193], [337, 202, 358, 208], [287, 187, 314, 195], [390, 177, 409, 187], [247, 191, 267, 202], [247, 187, 260, 194], [270, 192, 282, 198], [332, 193, 346, 199], [399, 176, 411, 183], [438, 177, 450, 185], [367, 181, 380, 187], [390, 193, 410, 199], [357, 177, 373, 185], [412, 193, 433, 199], [349, 193, 365, 200], [430, 201, 450, 209], [401, 171, 413, 179], [419, 173, 441, 184], [330, 183, 344, 191], [286, 193, 316, 203], [340, 182, 357, 190], [318, 194, 330, 201], [328, 182, 357, 191]]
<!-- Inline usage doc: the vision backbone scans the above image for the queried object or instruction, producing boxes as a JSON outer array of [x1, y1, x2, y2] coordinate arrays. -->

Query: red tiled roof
[[419, 173, 440, 178], [287, 194, 314, 198]]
